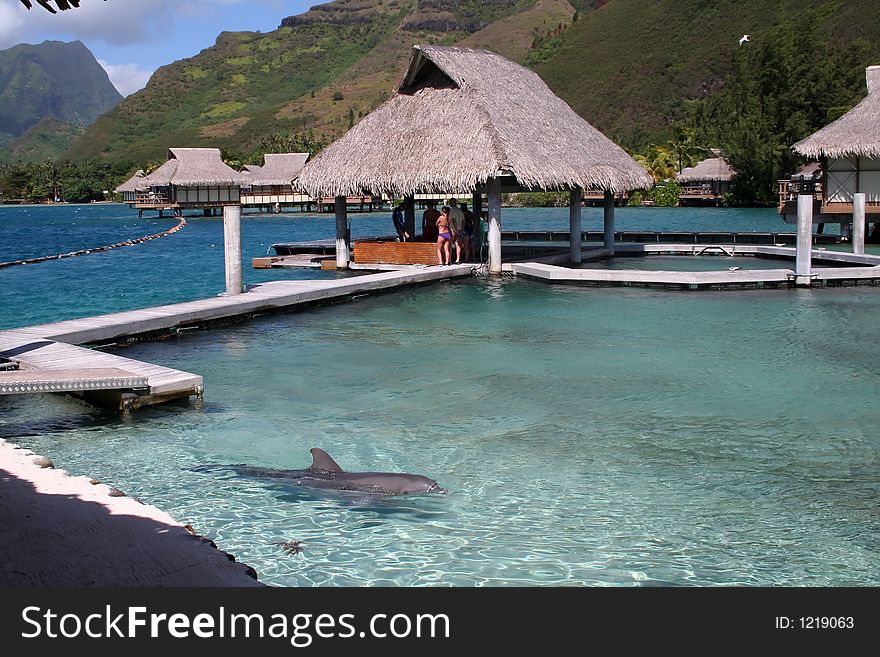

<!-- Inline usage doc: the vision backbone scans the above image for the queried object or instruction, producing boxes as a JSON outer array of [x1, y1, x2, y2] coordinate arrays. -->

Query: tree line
[[0, 131, 331, 204]]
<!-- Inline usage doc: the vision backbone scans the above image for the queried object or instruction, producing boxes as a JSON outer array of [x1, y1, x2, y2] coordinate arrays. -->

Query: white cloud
[[98, 58, 153, 96], [0, 2, 25, 49]]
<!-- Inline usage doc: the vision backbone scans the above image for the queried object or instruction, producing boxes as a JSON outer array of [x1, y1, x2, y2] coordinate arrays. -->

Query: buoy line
[[0, 216, 187, 269]]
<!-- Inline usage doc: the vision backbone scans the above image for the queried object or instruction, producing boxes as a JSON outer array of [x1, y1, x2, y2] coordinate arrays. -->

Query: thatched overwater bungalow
[[676, 157, 735, 206], [114, 169, 145, 204], [297, 45, 652, 271], [134, 148, 247, 215], [781, 66, 880, 239], [240, 153, 312, 212]]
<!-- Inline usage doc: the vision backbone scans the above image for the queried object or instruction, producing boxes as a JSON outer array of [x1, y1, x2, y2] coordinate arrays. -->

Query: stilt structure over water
[[129, 148, 247, 216], [780, 66, 880, 247], [297, 45, 651, 273], [676, 156, 735, 206], [240, 152, 311, 212]]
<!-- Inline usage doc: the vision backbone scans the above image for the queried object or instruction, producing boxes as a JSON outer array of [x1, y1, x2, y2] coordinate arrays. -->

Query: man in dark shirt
[[392, 202, 409, 241]]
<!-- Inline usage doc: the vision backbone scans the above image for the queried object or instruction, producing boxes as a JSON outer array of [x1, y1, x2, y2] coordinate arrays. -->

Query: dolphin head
[[397, 474, 449, 495], [355, 473, 448, 495]]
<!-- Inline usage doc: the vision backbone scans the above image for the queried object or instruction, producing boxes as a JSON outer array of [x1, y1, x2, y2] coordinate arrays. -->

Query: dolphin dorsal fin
[[309, 448, 344, 473]]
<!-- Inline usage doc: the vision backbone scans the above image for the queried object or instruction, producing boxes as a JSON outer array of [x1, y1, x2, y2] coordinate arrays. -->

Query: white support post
[[488, 178, 502, 274], [569, 187, 582, 263], [796, 194, 813, 286], [603, 190, 615, 255], [222, 204, 243, 295], [335, 196, 349, 269], [853, 192, 866, 255]]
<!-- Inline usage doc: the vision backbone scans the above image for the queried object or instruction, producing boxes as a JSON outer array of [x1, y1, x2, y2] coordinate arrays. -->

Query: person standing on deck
[[436, 206, 452, 265], [422, 199, 440, 242], [392, 202, 409, 241], [447, 198, 465, 263]]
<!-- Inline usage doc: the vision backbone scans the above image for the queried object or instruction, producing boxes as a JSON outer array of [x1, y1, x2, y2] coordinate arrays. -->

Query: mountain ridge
[[0, 40, 122, 162]]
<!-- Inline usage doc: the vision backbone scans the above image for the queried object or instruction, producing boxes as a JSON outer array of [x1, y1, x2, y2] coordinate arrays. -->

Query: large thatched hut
[[240, 153, 311, 211], [135, 148, 247, 213], [298, 45, 651, 271], [676, 156, 735, 206], [781, 66, 880, 232]]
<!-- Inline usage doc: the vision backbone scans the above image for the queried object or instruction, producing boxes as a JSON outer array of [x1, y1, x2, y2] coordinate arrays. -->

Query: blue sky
[[0, 0, 315, 95]]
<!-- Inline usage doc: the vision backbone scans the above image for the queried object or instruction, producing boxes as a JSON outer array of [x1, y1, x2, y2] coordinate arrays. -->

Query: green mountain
[[5, 117, 85, 163], [534, 0, 880, 151], [65, 0, 578, 164], [0, 40, 122, 162], [63, 0, 880, 175]]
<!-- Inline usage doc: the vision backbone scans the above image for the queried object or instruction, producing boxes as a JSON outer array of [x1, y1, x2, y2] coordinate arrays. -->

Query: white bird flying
[[739, 34, 750, 46]]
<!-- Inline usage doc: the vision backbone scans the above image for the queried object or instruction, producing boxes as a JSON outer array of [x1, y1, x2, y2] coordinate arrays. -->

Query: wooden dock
[[0, 266, 473, 411]]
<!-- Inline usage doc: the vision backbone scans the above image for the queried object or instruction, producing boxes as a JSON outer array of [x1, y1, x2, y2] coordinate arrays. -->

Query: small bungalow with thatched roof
[[676, 155, 736, 206], [114, 169, 145, 203], [240, 153, 313, 211], [780, 66, 880, 231], [297, 45, 651, 271], [134, 148, 248, 213]]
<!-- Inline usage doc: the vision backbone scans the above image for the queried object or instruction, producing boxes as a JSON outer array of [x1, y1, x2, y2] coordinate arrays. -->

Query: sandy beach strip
[[0, 438, 263, 587]]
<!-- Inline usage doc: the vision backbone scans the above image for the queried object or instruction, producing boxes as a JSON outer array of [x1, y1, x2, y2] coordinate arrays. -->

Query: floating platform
[[514, 244, 880, 290]]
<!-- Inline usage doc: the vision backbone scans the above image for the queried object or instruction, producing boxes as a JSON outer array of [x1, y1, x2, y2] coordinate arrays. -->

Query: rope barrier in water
[[0, 216, 187, 269]]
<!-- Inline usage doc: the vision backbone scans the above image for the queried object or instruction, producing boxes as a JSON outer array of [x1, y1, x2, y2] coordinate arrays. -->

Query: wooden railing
[[777, 180, 823, 203], [679, 185, 719, 197], [134, 192, 173, 205]]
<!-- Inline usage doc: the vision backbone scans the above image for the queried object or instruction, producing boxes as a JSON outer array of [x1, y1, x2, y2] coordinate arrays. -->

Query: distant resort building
[[240, 153, 311, 212], [130, 148, 247, 215], [780, 65, 880, 235], [114, 169, 145, 203], [297, 45, 650, 270], [676, 156, 736, 206]]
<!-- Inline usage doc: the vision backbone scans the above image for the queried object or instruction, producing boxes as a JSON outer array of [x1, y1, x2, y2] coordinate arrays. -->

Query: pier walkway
[[0, 265, 473, 410]]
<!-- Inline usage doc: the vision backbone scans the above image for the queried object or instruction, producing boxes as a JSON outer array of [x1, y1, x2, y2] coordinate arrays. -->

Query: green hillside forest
[[2, 0, 880, 205]]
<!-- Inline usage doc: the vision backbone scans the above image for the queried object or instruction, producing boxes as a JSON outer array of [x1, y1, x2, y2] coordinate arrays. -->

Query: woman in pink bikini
[[436, 206, 452, 265]]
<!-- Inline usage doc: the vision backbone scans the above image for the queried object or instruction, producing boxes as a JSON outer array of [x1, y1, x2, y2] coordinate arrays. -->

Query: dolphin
[[193, 448, 449, 496]]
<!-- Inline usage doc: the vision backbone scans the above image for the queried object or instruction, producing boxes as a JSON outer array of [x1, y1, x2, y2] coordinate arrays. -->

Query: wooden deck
[[0, 266, 473, 411]]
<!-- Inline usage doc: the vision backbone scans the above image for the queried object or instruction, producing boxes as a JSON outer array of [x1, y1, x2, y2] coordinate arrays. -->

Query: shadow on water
[[0, 397, 121, 440]]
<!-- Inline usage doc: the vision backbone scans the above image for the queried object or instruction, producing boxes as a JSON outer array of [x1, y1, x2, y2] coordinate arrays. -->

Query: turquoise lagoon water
[[578, 255, 792, 271], [1, 203, 879, 587]]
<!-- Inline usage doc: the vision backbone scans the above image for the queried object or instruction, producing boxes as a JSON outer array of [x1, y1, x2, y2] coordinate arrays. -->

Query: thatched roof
[[136, 148, 247, 189], [676, 157, 736, 182], [794, 66, 880, 159], [298, 45, 652, 197], [114, 170, 144, 193], [243, 153, 309, 186]]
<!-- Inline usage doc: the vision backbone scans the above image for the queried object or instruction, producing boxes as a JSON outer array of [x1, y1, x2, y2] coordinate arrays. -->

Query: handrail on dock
[[697, 245, 733, 256]]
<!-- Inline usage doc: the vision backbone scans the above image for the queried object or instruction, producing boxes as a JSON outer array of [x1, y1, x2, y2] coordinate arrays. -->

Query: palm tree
[[665, 126, 709, 174], [18, 1, 101, 14], [634, 144, 677, 181]]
